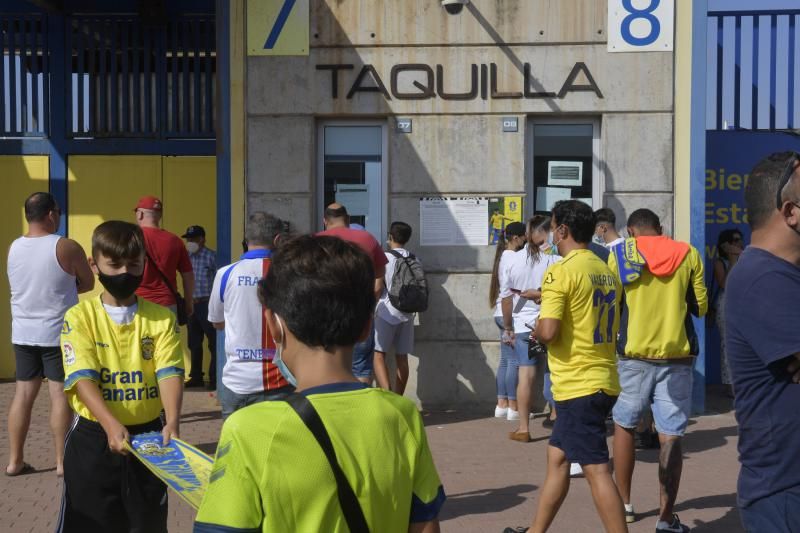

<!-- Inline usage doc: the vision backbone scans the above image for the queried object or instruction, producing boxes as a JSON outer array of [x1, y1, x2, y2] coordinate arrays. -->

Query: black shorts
[[550, 391, 617, 466], [13, 344, 64, 381], [57, 416, 168, 533]]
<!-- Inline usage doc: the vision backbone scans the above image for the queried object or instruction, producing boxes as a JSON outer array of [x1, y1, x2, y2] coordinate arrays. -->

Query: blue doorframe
[[691, 0, 709, 413]]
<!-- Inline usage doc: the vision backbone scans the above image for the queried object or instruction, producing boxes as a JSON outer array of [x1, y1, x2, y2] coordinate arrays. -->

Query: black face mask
[[98, 271, 142, 301]]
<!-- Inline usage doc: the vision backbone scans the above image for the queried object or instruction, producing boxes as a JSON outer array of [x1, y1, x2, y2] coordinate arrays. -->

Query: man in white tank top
[[5, 192, 94, 477]]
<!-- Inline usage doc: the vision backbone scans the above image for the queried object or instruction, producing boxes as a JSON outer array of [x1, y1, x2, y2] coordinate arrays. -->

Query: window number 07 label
[[607, 0, 674, 53]]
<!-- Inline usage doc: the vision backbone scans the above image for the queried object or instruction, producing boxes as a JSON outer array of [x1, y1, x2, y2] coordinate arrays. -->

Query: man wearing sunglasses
[[725, 151, 800, 532]]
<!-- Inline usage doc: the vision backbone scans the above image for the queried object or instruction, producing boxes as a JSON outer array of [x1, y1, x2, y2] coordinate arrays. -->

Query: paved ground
[[0, 382, 742, 532]]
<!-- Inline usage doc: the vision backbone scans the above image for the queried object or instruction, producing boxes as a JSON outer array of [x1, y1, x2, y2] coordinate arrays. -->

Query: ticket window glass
[[320, 124, 385, 240], [531, 121, 600, 214]]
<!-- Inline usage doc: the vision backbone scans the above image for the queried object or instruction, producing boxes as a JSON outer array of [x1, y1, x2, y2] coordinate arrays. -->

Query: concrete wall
[[243, 0, 676, 409]]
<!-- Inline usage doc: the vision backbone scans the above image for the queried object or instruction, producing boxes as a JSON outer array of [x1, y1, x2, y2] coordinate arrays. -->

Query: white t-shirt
[[209, 250, 281, 395], [500, 246, 561, 333], [102, 302, 138, 326], [493, 249, 517, 318], [376, 248, 415, 325], [606, 236, 625, 249]]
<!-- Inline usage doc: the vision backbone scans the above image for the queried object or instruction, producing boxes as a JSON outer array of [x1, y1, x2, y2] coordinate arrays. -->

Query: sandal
[[5, 462, 34, 477]]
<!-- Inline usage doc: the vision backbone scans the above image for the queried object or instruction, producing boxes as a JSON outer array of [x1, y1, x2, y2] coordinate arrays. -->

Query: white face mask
[[273, 315, 298, 387], [186, 242, 200, 254]]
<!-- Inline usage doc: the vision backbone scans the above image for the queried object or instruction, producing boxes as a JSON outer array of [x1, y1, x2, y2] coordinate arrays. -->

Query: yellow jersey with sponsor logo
[[60, 297, 184, 426], [539, 248, 621, 401]]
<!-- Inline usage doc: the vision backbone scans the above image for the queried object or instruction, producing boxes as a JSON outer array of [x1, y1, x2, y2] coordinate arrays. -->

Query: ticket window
[[530, 121, 600, 214], [319, 124, 385, 240]]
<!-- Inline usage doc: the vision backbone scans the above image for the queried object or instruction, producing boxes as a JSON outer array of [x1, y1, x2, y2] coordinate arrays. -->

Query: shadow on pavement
[[195, 442, 219, 456], [439, 483, 538, 520], [180, 410, 222, 424], [636, 492, 740, 531], [421, 410, 492, 426], [632, 424, 739, 464]]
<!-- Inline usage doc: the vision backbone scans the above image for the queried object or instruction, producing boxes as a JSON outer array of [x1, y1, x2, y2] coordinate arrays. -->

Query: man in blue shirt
[[182, 225, 218, 390], [726, 151, 800, 532]]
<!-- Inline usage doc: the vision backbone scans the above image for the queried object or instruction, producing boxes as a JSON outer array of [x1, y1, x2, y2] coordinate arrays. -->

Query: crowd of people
[[3, 150, 800, 533]]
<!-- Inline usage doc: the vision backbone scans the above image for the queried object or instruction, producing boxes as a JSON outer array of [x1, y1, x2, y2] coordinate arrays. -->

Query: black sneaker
[[542, 416, 555, 429], [502, 528, 529, 533], [655, 513, 690, 532], [185, 379, 205, 388]]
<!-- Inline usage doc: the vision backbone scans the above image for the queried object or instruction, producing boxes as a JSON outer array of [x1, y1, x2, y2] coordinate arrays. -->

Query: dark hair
[[746, 152, 796, 230], [245, 212, 283, 247], [551, 200, 595, 244], [258, 235, 375, 349], [24, 192, 57, 223], [717, 229, 743, 260], [489, 222, 526, 307], [594, 207, 616, 226], [92, 221, 145, 261], [627, 208, 661, 231], [389, 221, 412, 245]]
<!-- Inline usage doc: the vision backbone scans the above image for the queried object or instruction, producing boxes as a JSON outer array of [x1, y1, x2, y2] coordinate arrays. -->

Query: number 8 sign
[[607, 0, 674, 53]]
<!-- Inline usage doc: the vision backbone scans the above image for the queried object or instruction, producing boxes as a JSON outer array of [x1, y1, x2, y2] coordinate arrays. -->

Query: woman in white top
[[489, 222, 527, 418]]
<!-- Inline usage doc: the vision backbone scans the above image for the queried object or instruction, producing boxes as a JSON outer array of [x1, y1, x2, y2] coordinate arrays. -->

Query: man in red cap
[[134, 196, 194, 320]]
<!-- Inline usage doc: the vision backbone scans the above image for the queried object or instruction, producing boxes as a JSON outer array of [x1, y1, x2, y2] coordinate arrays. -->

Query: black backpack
[[387, 250, 428, 313]]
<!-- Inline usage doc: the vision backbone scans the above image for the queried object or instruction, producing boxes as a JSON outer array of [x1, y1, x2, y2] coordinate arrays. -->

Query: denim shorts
[[550, 391, 616, 465], [514, 331, 537, 367], [612, 357, 693, 437], [220, 386, 293, 419], [351, 322, 376, 378]]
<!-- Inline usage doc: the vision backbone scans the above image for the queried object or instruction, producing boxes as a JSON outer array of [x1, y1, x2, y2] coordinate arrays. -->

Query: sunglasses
[[775, 152, 800, 209]]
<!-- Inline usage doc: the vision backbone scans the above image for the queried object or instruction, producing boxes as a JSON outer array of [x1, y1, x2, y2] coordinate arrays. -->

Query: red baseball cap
[[135, 196, 163, 211]]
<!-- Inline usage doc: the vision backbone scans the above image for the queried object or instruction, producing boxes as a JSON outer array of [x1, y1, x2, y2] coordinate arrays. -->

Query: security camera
[[442, 0, 469, 15]]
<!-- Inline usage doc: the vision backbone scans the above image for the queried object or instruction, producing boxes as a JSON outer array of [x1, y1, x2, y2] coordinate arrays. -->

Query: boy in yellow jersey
[[608, 209, 707, 533], [194, 235, 444, 533], [56, 221, 184, 533], [506, 200, 627, 533]]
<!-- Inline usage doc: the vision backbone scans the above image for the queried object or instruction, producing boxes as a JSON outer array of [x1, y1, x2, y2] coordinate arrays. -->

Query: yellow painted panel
[[0, 156, 50, 378], [162, 156, 217, 380], [247, 0, 309, 56], [161, 156, 217, 250], [68, 156, 162, 302]]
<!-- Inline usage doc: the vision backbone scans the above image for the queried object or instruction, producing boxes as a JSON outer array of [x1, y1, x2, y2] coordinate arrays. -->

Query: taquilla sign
[[316, 62, 603, 101]]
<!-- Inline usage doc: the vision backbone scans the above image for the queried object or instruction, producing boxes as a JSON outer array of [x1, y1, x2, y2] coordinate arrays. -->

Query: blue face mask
[[273, 316, 298, 387]]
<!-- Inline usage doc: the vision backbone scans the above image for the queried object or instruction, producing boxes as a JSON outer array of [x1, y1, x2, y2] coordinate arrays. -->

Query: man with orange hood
[[608, 209, 707, 533]]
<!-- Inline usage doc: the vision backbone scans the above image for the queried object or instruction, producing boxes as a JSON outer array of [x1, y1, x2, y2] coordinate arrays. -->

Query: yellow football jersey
[[608, 244, 707, 359], [539, 248, 621, 401], [61, 297, 184, 426]]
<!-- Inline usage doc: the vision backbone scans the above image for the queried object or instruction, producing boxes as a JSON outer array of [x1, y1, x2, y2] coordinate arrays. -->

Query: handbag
[[285, 393, 370, 533], [145, 252, 187, 326]]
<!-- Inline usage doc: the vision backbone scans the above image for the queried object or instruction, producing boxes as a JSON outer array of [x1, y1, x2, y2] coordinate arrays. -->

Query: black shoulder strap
[[145, 251, 180, 299], [285, 393, 370, 533], [388, 249, 416, 261]]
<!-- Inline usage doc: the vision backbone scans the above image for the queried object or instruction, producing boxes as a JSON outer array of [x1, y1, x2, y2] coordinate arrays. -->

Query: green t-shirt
[[194, 383, 445, 532]]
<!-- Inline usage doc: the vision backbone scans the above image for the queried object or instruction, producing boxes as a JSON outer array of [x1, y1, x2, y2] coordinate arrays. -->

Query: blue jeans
[[352, 322, 375, 379], [219, 386, 293, 419], [740, 486, 800, 532], [494, 317, 518, 400]]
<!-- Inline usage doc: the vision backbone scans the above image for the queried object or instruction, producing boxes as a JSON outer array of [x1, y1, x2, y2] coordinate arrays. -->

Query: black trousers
[[57, 417, 168, 533], [187, 299, 217, 382]]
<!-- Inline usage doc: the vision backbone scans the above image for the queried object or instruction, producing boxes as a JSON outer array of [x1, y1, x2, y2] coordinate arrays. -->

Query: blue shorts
[[739, 486, 800, 533], [612, 358, 693, 437], [514, 331, 538, 367], [550, 391, 616, 465], [352, 322, 375, 378]]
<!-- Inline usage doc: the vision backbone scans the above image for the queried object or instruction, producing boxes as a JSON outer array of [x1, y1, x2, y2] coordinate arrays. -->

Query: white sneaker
[[569, 463, 583, 477], [507, 409, 520, 421], [494, 406, 509, 418]]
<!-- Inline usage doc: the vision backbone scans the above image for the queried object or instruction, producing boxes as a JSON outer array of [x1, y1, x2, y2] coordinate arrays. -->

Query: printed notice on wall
[[420, 197, 488, 246]]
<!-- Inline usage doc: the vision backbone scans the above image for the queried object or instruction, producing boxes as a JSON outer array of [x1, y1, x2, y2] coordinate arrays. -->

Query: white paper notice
[[547, 161, 583, 187], [420, 197, 488, 246], [535, 187, 571, 212]]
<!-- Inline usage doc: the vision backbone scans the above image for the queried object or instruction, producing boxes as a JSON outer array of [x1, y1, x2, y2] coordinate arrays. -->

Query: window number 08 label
[[607, 0, 674, 53]]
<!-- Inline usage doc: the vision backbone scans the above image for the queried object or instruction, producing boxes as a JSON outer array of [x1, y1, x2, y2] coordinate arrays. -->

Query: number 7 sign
[[247, 0, 310, 56]]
